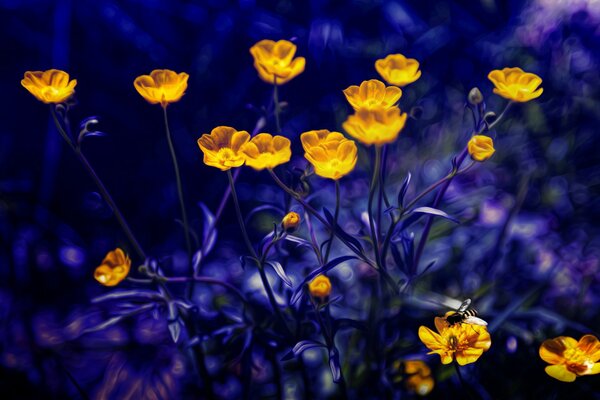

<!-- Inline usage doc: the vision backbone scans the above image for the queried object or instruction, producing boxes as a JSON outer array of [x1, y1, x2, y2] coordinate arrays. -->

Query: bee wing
[[464, 316, 488, 326], [457, 298, 472, 312]]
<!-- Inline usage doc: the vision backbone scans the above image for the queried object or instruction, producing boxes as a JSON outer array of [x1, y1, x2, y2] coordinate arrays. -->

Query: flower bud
[[282, 211, 301, 232], [468, 135, 495, 162], [308, 275, 331, 298], [468, 87, 483, 105]]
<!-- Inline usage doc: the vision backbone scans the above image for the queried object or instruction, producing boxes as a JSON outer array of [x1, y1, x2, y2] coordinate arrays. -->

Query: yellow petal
[[545, 365, 577, 382], [418, 326, 446, 351], [577, 335, 600, 362]]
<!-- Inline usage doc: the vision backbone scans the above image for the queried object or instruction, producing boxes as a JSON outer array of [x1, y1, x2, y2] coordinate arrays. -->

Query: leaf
[[397, 172, 412, 207], [91, 290, 164, 304], [323, 208, 364, 254], [265, 261, 293, 287], [198, 202, 217, 256], [192, 250, 203, 276], [329, 347, 342, 383], [285, 235, 313, 249], [290, 256, 357, 304], [282, 340, 326, 361], [411, 207, 459, 223], [168, 320, 181, 343]]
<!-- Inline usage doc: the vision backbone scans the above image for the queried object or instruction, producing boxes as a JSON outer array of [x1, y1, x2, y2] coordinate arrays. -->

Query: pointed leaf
[[411, 207, 459, 223], [398, 172, 412, 207], [329, 347, 342, 383], [323, 208, 364, 254], [265, 261, 293, 287], [198, 202, 217, 256]]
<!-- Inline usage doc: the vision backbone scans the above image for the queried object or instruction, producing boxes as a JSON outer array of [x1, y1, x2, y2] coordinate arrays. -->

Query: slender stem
[[454, 362, 476, 400], [227, 170, 291, 334], [273, 77, 282, 134], [485, 101, 513, 132], [50, 107, 146, 260], [367, 147, 383, 269], [162, 106, 192, 271], [323, 180, 340, 263]]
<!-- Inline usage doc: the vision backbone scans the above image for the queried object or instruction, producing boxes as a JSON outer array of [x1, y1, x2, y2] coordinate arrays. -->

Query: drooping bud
[[468, 87, 483, 105]]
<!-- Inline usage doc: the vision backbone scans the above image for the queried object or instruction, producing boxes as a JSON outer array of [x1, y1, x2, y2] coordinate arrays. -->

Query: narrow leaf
[[266, 261, 293, 287], [411, 207, 459, 223]]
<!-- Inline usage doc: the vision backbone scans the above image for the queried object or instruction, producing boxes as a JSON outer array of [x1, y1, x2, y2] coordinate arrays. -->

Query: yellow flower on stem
[[21, 69, 77, 104], [342, 107, 407, 147], [197, 126, 251, 171], [343, 79, 402, 110], [300, 130, 358, 180], [418, 315, 492, 365], [375, 54, 422, 87], [539, 334, 600, 382], [488, 67, 543, 102], [308, 275, 331, 298], [133, 69, 189, 107], [468, 135, 495, 161], [240, 133, 291, 170], [250, 39, 306, 85], [282, 211, 301, 232], [94, 248, 131, 287], [403, 360, 435, 396]]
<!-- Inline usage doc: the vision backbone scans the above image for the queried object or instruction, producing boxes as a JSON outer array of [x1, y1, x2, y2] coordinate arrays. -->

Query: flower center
[[217, 148, 235, 162]]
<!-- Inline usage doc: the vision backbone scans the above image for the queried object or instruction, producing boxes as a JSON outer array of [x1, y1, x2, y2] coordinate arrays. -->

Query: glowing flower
[[375, 54, 422, 87], [342, 107, 407, 146], [403, 360, 435, 396], [300, 130, 357, 180], [21, 69, 77, 104], [239, 133, 291, 170], [250, 39, 305, 85], [539, 334, 600, 382], [308, 275, 331, 298], [468, 135, 495, 161], [282, 211, 301, 232], [133, 69, 189, 107], [488, 67, 543, 102], [418, 315, 491, 365], [94, 248, 131, 287], [343, 79, 402, 110], [197, 126, 251, 171]]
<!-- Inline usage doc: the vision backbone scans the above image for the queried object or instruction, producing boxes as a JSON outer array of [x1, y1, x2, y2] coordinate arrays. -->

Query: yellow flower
[[21, 69, 77, 104], [375, 54, 422, 87], [468, 135, 495, 161], [343, 79, 402, 110], [488, 67, 543, 102], [133, 69, 189, 107], [240, 133, 291, 170], [300, 130, 358, 180], [308, 275, 331, 298], [197, 126, 251, 171], [539, 334, 600, 382], [282, 211, 301, 232], [403, 360, 435, 396], [250, 39, 306, 85], [418, 315, 491, 365], [94, 248, 131, 287], [342, 107, 407, 146]]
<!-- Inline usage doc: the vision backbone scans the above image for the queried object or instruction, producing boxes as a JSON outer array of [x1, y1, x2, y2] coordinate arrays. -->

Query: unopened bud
[[468, 87, 483, 105], [308, 275, 331, 298], [282, 211, 301, 232]]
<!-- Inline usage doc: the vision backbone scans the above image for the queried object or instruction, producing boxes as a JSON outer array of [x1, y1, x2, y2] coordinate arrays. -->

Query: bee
[[444, 298, 488, 327]]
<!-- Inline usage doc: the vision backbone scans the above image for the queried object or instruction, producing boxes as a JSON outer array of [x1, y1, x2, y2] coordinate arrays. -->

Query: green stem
[[367, 147, 383, 269], [273, 77, 282, 133], [50, 106, 146, 260], [162, 106, 192, 272], [323, 180, 340, 264]]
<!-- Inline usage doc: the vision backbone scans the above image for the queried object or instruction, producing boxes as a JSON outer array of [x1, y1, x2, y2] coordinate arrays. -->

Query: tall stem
[[323, 180, 340, 264], [162, 106, 192, 272], [227, 170, 291, 334], [367, 147, 383, 269], [273, 77, 282, 134], [50, 107, 146, 260]]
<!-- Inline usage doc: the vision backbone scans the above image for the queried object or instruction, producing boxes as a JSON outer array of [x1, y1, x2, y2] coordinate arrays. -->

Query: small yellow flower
[[418, 315, 492, 366], [197, 126, 251, 171], [21, 69, 77, 104], [308, 275, 331, 298], [240, 133, 291, 170], [488, 67, 543, 102], [403, 360, 435, 396], [94, 248, 131, 287], [468, 135, 495, 162], [300, 130, 358, 180], [343, 79, 402, 110], [282, 211, 301, 232], [250, 39, 306, 85], [342, 107, 407, 147], [133, 69, 189, 107], [539, 334, 600, 382], [375, 54, 422, 87]]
